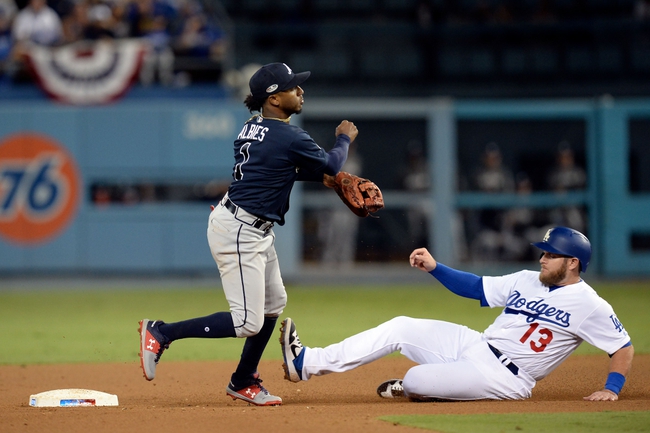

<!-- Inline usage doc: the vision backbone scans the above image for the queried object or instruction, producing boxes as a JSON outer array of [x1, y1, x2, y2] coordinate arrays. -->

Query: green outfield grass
[[0, 281, 648, 365], [380, 412, 650, 433]]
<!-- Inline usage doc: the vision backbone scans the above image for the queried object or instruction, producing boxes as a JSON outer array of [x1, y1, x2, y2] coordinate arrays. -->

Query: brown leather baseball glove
[[323, 171, 384, 217]]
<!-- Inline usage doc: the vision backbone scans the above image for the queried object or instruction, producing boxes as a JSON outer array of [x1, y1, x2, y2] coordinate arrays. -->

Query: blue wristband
[[604, 372, 625, 394]]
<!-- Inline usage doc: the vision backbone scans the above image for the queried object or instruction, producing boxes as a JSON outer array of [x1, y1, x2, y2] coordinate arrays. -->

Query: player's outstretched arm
[[409, 248, 437, 272], [583, 344, 634, 401]]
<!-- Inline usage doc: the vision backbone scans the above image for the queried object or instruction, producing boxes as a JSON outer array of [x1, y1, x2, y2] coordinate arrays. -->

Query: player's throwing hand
[[409, 248, 437, 272], [335, 120, 358, 142]]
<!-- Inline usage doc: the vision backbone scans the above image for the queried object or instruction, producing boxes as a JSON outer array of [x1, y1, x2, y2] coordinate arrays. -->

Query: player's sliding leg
[[280, 316, 475, 380]]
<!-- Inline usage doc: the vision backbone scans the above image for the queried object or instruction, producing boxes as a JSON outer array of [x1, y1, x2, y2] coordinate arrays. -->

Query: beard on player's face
[[275, 90, 303, 116], [539, 258, 568, 287], [290, 86, 304, 112]]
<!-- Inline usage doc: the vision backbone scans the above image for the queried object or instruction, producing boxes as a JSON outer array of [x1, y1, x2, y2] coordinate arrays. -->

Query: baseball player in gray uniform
[[139, 62, 358, 406], [281, 226, 634, 401]]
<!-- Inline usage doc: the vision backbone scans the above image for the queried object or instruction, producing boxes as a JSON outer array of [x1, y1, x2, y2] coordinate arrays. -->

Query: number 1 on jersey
[[234, 142, 252, 181]]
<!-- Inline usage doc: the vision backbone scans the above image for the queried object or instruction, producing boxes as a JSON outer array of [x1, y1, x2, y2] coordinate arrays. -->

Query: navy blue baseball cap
[[249, 63, 311, 99]]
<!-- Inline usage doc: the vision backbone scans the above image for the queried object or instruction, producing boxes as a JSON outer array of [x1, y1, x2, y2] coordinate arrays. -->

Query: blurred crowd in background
[[462, 140, 586, 263], [3, 0, 650, 89], [0, 0, 227, 85], [0, 0, 639, 266]]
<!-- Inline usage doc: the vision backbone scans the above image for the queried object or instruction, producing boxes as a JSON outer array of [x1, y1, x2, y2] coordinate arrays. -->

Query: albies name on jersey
[[237, 122, 269, 142]]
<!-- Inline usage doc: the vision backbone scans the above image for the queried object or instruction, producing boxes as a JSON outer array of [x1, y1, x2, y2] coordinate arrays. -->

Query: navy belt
[[487, 343, 519, 376], [223, 198, 273, 231]]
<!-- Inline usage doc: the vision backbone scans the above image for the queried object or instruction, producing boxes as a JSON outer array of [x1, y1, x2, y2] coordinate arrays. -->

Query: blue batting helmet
[[532, 226, 592, 272]]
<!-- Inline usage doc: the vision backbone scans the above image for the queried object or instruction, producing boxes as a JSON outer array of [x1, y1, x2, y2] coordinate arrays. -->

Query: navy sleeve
[[296, 134, 350, 181], [296, 169, 323, 182], [323, 134, 350, 175], [430, 263, 489, 306]]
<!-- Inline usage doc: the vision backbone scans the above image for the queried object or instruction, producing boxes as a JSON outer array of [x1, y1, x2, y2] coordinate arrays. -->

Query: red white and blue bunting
[[23, 39, 148, 105]]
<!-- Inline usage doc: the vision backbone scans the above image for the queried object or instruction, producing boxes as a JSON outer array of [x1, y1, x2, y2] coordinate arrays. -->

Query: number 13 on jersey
[[520, 323, 553, 353]]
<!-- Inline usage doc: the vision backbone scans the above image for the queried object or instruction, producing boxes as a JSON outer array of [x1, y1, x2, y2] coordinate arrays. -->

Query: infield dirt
[[1, 354, 649, 433]]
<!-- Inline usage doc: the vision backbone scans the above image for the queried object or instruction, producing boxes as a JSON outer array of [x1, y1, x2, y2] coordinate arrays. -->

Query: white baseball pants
[[302, 316, 536, 400], [207, 200, 287, 338]]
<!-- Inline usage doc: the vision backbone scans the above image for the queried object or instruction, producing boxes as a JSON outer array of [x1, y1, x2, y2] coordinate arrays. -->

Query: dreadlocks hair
[[244, 94, 265, 113]]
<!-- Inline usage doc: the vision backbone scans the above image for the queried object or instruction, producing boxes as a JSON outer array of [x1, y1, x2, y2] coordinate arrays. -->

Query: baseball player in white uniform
[[280, 226, 634, 401]]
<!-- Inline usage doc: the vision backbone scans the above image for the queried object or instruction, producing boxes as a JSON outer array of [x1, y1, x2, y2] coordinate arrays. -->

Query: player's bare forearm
[[409, 248, 437, 272], [583, 344, 634, 401], [609, 344, 635, 376]]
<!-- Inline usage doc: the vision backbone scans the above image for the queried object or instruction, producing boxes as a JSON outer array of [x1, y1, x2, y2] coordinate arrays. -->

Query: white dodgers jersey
[[482, 270, 630, 381]]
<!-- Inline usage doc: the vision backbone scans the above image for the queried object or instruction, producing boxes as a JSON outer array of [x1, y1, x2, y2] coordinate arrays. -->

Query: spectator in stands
[[125, 0, 176, 85], [474, 142, 515, 194], [7, 0, 63, 81], [61, 0, 89, 43], [59, 0, 117, 43], [168, 0, 225, 83], [469, 142, 516, 261], [11, 0, 63, 46], [471, 168, 547, 263], [173, 12, 224, 59], [500, 172, 547, 261], [109, 0, 131, 38], [547, 141, 587, 234], [401, 139, 431, 248], [548, 141, 587, 193], [0, 0, 17, 71], [84, 0, 117, 39], [0, 0, 16, 23]]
